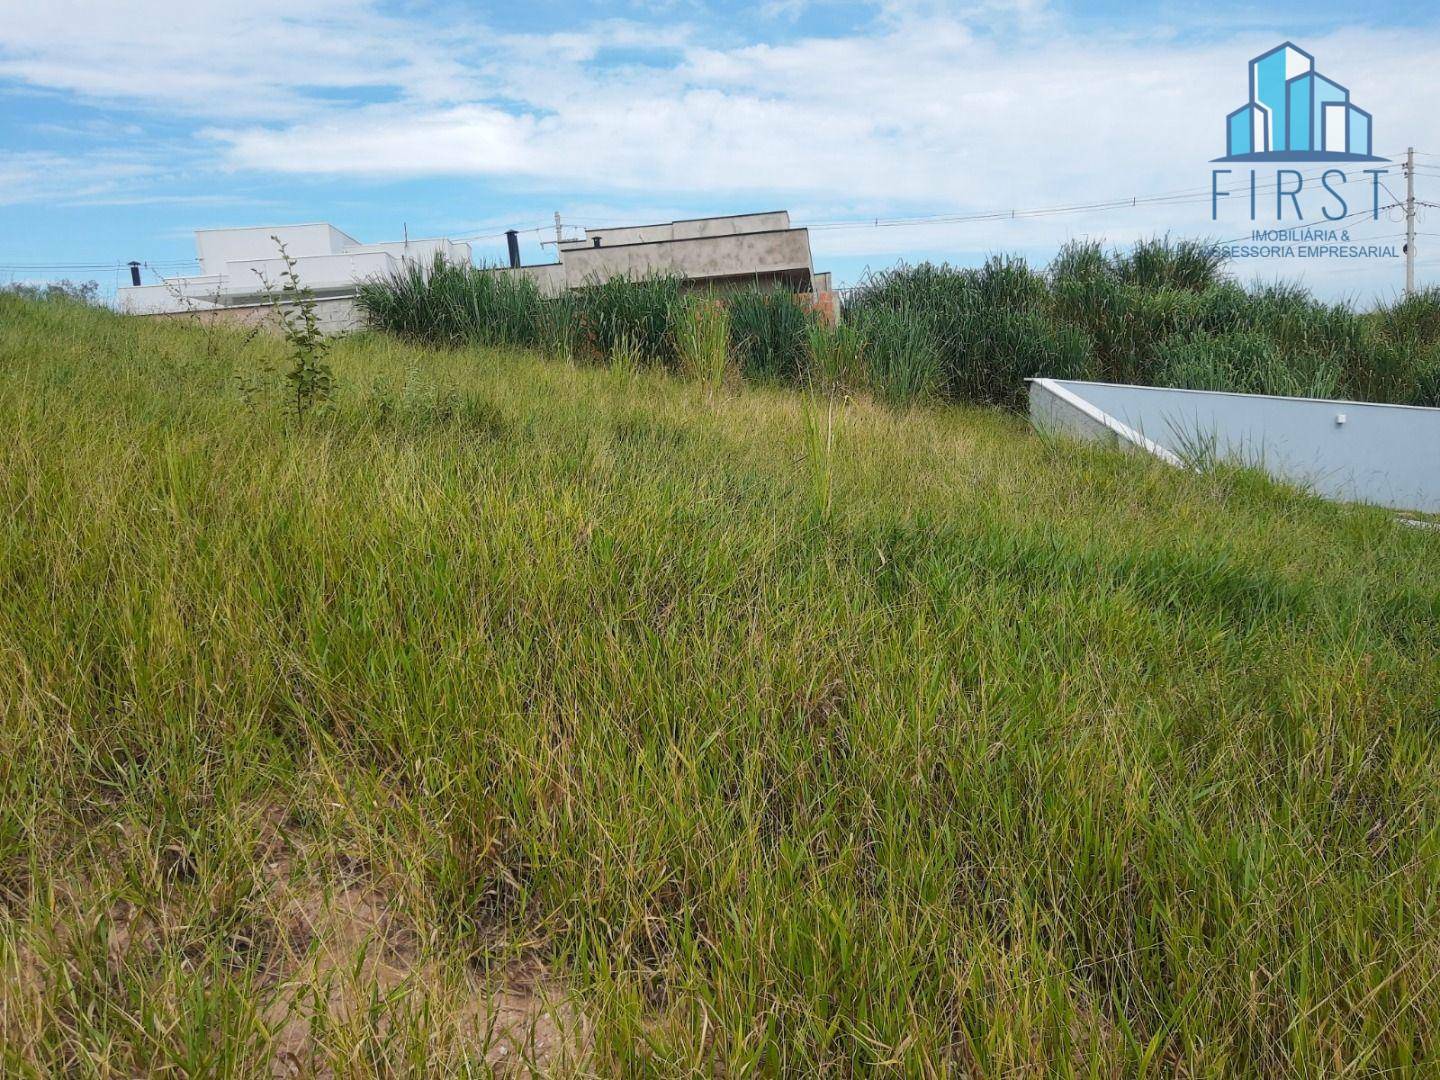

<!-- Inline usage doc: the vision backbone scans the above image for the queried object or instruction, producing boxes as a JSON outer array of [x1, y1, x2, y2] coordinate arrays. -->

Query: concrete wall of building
[[228, 251, 399, 300], [1031, 377, 1440, 513], [119, 279, 226, 314], [121, 236, 471, 314], [560, 228, 813, 288], [344, 238, 469, 264], [493, 263, 567, 297], [196, 224, 358, 275], [138, 295, 365, 334], [671, 211, 790, 241], [562, 224, 673, 249], [570, 211, 791, 250]]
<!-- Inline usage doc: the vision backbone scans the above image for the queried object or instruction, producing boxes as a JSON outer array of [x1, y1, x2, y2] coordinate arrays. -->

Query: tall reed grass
[[849, 305, 943, 406], [728, 287, 815, 382], [805, 319, 866, 394], [357, 257, 543, 348], [574, 273, 684, 367], [848, 240, 1440, 407], [360, 242, 1440, 411], [671, 294, 731, 392]]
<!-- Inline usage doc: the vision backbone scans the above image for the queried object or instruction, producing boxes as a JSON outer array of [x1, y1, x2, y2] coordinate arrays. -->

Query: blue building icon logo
[[1217, 42, 1384, 162]]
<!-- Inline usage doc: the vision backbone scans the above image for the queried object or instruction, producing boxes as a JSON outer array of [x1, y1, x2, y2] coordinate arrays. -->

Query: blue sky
[[2, 0, 1437, 300]]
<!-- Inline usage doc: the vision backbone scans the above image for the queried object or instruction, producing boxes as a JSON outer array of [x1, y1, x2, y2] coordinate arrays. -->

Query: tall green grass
[[358, 243, 1440, 410], [671, 294, 731, 392], [847, 305, 943, 406], [573, 273, 684, 367], [359, 264, 819, 380], [805, 319, 866, 395], [2, 295, 1440, 1074], [357, 257, 544, 348], [728, 287, 816, 382]]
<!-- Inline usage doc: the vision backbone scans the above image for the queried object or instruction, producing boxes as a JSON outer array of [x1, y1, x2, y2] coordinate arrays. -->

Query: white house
[[117, 223, 471, 316]]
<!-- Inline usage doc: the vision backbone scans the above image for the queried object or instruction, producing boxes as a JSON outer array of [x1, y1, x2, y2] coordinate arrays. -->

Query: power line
[[1212, 203, 1401, 247], [7, 156, 1430, 274], [0, 260, 197, 272], [566, 178, 1265, 235], [796, 164, 1411, 235], [451, 224, 552, 243]]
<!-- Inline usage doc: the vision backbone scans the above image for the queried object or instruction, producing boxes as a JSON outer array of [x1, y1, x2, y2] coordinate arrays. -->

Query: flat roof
[[587, 210, 790, 233], [565, 226, 809, 253], [196, 222, 362, 244], [346, 237, 463, 248]]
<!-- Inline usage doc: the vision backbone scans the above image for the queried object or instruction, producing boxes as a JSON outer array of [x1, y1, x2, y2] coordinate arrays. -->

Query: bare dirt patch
[[5, 798, 589, 1077]]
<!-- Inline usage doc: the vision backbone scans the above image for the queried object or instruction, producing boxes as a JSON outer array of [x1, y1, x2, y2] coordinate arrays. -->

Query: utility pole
[[540, 212, 580, 253], [1405, 147, 1416, 298]]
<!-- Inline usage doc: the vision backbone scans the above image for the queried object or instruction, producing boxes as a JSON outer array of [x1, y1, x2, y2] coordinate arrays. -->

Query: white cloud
[[3, 1, 1438, 293], [0, 0, 488, 120], [0, 150, 161, 205], [196, 18, 1440, 227]]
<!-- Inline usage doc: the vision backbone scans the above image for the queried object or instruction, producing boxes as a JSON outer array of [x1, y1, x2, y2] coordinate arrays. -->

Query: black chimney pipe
[[128, 261, 141, 287], [505, 229, 521, 269]]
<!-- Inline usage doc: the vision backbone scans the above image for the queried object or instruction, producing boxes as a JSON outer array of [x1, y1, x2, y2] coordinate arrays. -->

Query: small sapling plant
[[254, 237, 335, 427]]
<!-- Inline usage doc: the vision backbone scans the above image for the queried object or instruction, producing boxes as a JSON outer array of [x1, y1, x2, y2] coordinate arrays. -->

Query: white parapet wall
[[1030, 377, 1440, 513], [137, 296, 365, 334], [118, 225, 471, 316]]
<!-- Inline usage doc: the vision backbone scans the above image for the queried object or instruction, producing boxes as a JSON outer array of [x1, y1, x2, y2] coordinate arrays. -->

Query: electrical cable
[[7, 158, 1430, 271], [800, 165, 1406, 235]]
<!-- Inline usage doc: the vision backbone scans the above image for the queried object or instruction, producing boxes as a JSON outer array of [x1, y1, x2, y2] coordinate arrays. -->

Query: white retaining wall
[[1030, 378, 1440, 513]]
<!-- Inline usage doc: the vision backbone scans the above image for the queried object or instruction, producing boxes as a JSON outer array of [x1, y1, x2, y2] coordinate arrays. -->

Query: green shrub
[[1108, 235, 1226, 292], [848, 258, 1092, 407], [1365, 290, 1440, 403], [607, 329, 646, 374], [1048, 240, 1110, 284], [0, 278, 100, 305], [256, 238, 335, 427], [954, 308, 1094, 406], [1410, 344, 1440, 407], [356, 238, 1440, 410], [1371, 287, 1440, 345], [536, 292, 580, 363]]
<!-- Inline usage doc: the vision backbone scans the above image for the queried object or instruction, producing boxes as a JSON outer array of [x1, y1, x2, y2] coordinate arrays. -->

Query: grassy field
[[2, 295, 1439, 1076]]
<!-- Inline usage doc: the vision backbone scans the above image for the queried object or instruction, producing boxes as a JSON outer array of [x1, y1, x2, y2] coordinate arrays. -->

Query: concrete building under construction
[[500, 210, 832, 295]]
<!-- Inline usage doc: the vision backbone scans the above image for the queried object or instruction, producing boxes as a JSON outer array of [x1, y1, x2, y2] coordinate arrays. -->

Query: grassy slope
[[1, 296, 1438, 1076]]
